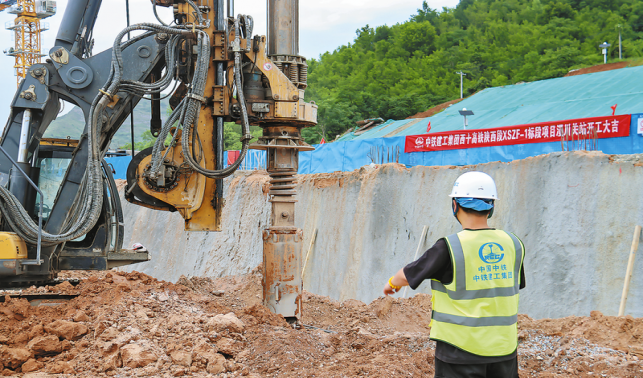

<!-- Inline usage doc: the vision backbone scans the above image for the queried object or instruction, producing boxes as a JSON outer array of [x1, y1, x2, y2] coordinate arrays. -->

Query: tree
[[304, 0, 643, 144], [120, 130, 157, 151]]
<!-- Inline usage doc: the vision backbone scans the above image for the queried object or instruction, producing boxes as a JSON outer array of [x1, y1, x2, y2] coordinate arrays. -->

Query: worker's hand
[[383, 282, 399, 296]]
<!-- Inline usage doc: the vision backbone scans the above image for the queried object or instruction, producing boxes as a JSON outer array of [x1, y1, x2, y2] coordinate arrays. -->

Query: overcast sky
[[0, 0, 459, 122]]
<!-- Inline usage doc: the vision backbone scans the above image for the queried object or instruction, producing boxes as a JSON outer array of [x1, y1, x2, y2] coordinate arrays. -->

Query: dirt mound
[[565, 61, 629, 77], [0, 270, 640, 377], [407, 98, 463, 119]]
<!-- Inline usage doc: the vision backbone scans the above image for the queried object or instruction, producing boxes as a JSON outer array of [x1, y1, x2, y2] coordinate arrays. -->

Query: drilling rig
[[0, 0, 316, 321]]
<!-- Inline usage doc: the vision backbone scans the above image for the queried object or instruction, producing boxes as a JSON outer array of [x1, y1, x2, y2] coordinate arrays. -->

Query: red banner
[[227, 150, 240, 165], [404, 115, 631, 153]]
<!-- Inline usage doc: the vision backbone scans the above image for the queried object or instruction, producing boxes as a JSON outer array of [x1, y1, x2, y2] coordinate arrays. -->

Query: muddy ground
[[0, 269, 641, 377]]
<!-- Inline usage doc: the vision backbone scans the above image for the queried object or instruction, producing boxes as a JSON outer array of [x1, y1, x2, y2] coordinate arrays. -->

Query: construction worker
[[383, 171, 525, 378]]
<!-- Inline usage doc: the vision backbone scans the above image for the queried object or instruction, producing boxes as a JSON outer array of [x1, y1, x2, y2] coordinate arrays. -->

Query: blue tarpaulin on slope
[[104, 114, 643, 179], [339, 66, 643, 142], [301, 113, 643, 173]]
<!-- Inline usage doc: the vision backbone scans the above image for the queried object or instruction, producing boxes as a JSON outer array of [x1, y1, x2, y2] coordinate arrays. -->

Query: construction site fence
[[104, 113, 643, 180]]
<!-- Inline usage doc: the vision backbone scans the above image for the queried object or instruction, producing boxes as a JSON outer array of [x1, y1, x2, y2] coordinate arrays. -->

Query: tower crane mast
[[1, 0, 56, 86]]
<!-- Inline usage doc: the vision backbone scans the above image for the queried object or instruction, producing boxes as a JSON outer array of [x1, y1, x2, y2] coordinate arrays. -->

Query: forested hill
[[304, 0, 643, 143]]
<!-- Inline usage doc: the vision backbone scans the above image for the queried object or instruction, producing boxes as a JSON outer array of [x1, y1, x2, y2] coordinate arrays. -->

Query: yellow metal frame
[[10, 0, 42, 86], [133, 5, 316, 231], [0, 232, 27, 259]]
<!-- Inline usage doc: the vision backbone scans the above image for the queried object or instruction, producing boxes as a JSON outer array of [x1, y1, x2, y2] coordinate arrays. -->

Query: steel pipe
[[267, 0, 299, 56], [17, 109, 31, 163]]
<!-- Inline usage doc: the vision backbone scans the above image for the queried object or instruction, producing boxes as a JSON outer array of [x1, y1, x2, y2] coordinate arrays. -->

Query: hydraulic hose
[[0, 10, 252, 245]]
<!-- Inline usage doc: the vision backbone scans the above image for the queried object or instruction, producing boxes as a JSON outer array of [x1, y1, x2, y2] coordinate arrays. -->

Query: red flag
[[319, 137, 326, 144], [611, 104, 617, 116], [426, 121, 431, 133]]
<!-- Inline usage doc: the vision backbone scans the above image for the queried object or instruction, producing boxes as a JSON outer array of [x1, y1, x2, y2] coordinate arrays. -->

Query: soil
[[407, 98, 463, 119], [0, 269, 640, 377], [564, 62, 630, 77]]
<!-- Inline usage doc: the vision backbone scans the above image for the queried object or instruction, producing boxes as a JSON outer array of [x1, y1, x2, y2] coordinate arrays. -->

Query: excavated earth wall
[[120, 151, 643, 319]]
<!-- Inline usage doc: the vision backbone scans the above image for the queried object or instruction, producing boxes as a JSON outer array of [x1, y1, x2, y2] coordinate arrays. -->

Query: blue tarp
[[302, 113, 643, 172], [104, 156, 131, 180], [339, 66, 643, 141], [104, 113, 643, 179]]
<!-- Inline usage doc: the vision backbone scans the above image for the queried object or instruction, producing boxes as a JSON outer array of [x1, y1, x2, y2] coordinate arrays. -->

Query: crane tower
[[1, 0, 56, 86]]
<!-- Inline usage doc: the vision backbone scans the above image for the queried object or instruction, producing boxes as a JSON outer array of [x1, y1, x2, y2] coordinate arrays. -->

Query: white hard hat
[[449, 171, 498, 200]]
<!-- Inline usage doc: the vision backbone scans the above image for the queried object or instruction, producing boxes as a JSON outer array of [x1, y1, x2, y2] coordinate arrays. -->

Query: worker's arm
[[383, 268, 409, 296]]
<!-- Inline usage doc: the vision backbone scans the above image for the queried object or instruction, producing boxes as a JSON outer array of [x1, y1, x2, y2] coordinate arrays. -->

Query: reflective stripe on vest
[[429, 230, 524, 357]]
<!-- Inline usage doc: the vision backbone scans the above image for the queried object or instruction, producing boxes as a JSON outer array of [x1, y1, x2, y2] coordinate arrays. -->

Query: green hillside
[[45, 99, 170, 150], [304, 0, 643, 143]]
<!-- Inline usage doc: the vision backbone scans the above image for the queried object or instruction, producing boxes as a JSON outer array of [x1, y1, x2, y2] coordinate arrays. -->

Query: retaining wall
[[120, 151, 643, 319]]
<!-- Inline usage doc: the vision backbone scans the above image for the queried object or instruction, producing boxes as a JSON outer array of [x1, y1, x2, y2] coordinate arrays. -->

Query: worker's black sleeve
[[402, 237, 526, 290], [403, 238, 453, 290]]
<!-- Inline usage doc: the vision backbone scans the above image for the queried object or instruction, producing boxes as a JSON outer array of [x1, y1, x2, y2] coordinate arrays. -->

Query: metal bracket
[[19, 85, 37, 102], [50, 47, 69, 64], [30, 67, 47, 85], [186, 93, 207, 103], [212, 30, 228, 61], [49, 46, 94, 89], [211, 85, 228, 116]]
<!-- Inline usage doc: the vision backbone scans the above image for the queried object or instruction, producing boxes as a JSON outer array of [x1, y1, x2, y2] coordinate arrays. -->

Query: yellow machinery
[[0, 0, 315, 320]]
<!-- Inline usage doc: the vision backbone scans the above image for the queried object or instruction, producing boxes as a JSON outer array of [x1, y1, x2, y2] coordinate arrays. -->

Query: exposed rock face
[[120, 152, 643, 318]]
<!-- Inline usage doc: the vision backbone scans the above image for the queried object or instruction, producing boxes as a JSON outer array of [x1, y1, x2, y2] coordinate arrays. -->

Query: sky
[[0, 0, 459, 122]]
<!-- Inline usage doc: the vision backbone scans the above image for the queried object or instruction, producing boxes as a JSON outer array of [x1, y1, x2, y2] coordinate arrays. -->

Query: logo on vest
[[479, 243, 504, 264]]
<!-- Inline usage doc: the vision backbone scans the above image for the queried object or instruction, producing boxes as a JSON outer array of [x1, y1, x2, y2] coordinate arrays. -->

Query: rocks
[[342, 299, 367, 309], [216, 337, 244, 357], [243, 305, 289, 327], [44, 320, 88, 341], [170, 350, 192, 367], [27, 335, 62, 355], [373, 296, 394, 318], [207, 312, 245, 334], [27, 324, 44, 340], [47, 360, 72, 374], [121, 342, 158, 368], [102, 350, 122, 372], [72, 310, 89, 322], [1, 297, 30, 320], [0, 345, 32, 369], [20, 358, 43, 373], [206, 353, 226, 375]]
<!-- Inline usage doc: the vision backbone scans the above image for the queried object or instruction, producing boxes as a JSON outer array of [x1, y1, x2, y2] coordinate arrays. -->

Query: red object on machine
[[227, 150, 240, 165], [405, 114, 631, 153]]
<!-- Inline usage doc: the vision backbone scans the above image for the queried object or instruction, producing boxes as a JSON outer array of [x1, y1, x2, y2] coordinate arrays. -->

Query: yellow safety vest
[[429, 229, 525, 357]]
